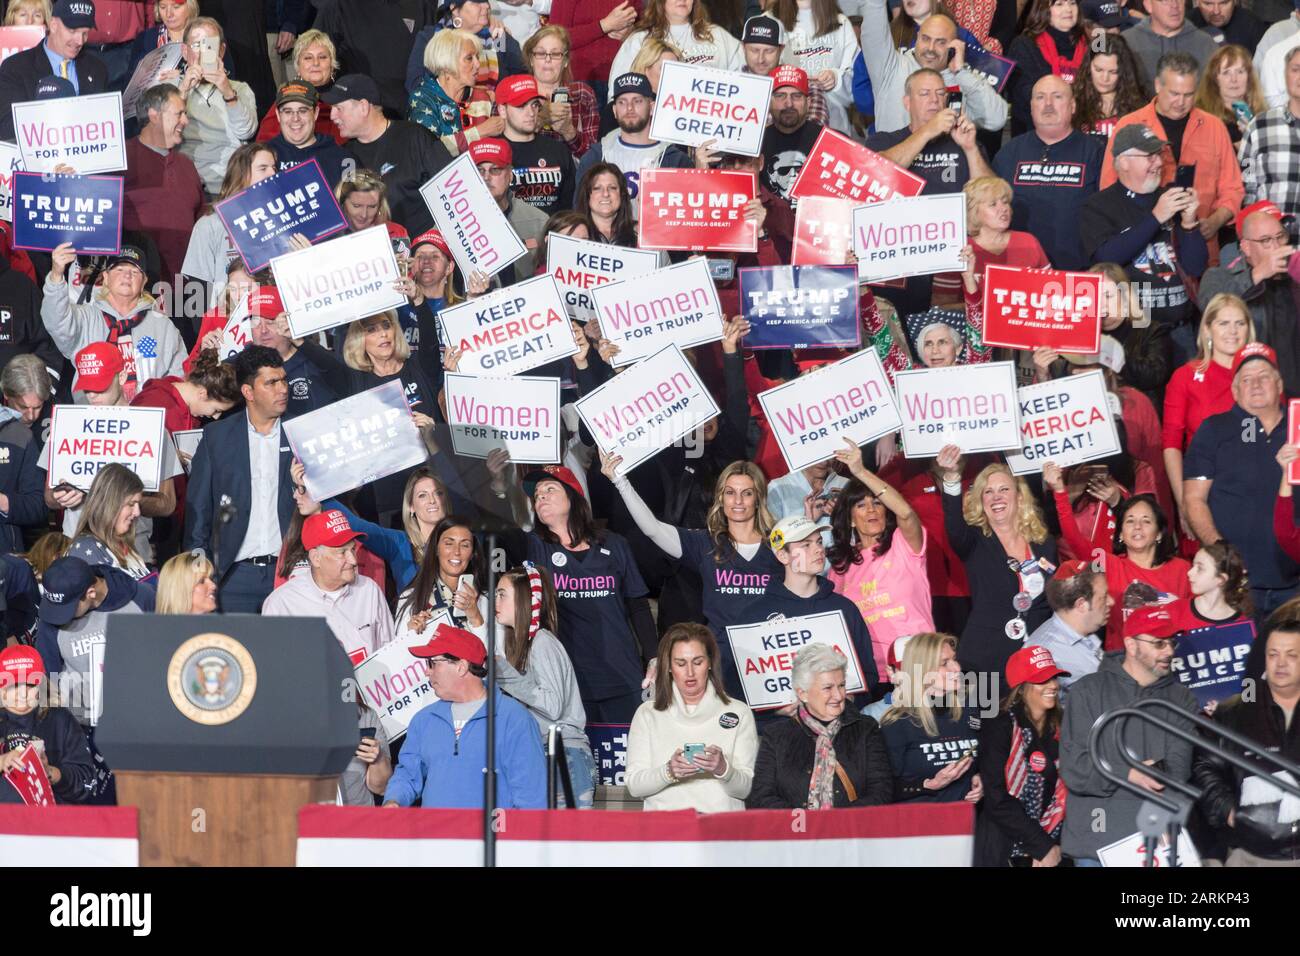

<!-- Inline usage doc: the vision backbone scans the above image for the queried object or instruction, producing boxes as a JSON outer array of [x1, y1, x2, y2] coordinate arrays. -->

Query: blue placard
[[1172, 619, 1256, 707], [11, 172, 123, 254], [214, 159, 348, 273], [739, 264, 861, 350], [587, 722, 630, 788], [965, 49, 1016, 94]]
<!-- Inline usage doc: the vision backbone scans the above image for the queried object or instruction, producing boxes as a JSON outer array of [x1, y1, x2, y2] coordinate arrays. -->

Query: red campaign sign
[[4, 745, 53, 806], [0, 25, 43, 66], [638, 168, 757, 252], [1289, 400, 1300, 485], [792, 196, 855, 266], [980, 264, 1102, 352], [789, 128, 925, 205]]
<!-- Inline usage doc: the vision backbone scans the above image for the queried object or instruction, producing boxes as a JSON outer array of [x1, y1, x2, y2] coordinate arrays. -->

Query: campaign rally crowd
[[0, 0, 1299, 869]]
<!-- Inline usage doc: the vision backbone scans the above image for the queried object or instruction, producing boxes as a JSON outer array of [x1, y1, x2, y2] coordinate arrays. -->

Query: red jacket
[[1161, 358, 1235, 452], [131, 376, 195, 525], [548, 0, 643, 85], [88, 0, 153, 45]]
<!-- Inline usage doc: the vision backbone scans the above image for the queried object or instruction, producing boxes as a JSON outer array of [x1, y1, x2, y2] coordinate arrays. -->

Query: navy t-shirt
[[282, 348, 337, 420], [678, 528, 784, 637], [882, 705, 982, 802]]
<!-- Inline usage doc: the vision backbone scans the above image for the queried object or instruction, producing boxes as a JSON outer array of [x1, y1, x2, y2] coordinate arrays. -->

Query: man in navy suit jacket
[[0, 0, 110, 140], [184, 345, 295, 613]]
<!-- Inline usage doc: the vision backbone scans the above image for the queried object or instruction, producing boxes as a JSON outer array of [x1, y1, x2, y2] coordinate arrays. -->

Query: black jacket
[[0, 256, 61, 385], [975, 707, 1061, 866], [1192, 685, 1300, 861], [0, 43, 110, 140], [746, 702, 893, 809], [0, 704, 97, 803]]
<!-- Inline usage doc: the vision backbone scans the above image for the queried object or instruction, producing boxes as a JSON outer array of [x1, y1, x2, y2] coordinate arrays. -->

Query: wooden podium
[[96, 615, 357, 867]]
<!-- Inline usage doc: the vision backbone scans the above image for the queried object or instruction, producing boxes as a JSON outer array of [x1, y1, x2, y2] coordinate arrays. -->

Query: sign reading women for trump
[[438, 273, 576, 375], [420, 152, 526, 279], [789, 128, 925, 204], [648, 61, 772, 156], [215, 159, 348, 272], [575, 344, 719, 477], [740, 264, 860, 349], [758, 349, 902, 474], [894, 361, 1022, 457], [284, 381, 427, 501], [12, 172, 121, 252], [1005, 370, 1121, 475], [12, 91, 126, 175], [0, 140, 22, 222], [271, 225, 406, 338], [591, 257, 724, 367], [1171, 620, 1256, 708], [546, 232, 659, 324], [638, 168, 757, 252], [355, 609, 452, 741], [444, 372, 561, 463], [981, 264, 1102, 352], [725, 611, 866, 711], [47, 404, 167, 492], [852, 193, 965, 283]]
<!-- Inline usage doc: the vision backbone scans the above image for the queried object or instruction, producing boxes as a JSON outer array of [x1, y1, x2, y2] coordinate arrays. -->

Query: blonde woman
[[336, 169, 408, 241], [936, 447, 1057, 686], [609, 0, 742, 81], [68, 464, 152, 580], [3, 0, 47, 25], [155, 552, 218, 613], [962, 177, 1049, 286], [255, 28, 343, 143], [408, 29, 501, 156]]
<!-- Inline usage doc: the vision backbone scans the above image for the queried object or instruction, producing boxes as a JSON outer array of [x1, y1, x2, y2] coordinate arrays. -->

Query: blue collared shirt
[[42, 41, 79, 93], [1026, 613, 1103, 694]]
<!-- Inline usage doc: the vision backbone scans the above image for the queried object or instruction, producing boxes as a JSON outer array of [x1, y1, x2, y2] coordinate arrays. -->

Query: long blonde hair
[[156, 552, 215, 614], [1194, 293, 1256, 373], [342, 310, 411, 372], [705, 461, 775, 563], [962, 463, 1048, 543], [74, 464, 145, 567], [880, 631, 962, 737], [629, 36, 684, 77]]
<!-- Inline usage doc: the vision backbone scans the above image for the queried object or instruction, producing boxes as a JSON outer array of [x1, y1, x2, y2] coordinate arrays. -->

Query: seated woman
[[394, 516, 489, 642], [155, 552, 218, 614], [0, 646, 96, 804], [254, 29, 345, 143], [67, 464, 157, 580]]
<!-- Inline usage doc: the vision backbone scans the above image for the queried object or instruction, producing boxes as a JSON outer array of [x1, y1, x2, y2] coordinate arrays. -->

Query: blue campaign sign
[[1172, 619, 1256, 707], [739, 264, 861, 350], [587, 722, 630, 788], [11, 172, 122, 254], [214, 159, 348, 273], [965, 49, 1016, 93]]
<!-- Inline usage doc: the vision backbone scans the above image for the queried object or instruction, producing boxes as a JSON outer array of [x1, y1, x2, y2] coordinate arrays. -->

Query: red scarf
[[102, 308, 149, 401], [1035, 31, 1085, 85]]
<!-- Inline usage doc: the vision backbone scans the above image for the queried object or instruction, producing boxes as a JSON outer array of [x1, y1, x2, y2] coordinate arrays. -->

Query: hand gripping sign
[[980, 264, 1102, 353], [591, 256, 724, 367], [790, 128, 925, 205], [725, 611, 867, 711], [420, 151, 527, 280], [437, 273, 577, 376], [1004, 369, 1121, 475], [648, 60, 772, 157], [893, 361, 1022, 458]]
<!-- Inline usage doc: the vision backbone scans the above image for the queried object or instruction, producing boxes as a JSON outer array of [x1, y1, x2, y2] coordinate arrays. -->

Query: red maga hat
[[302, 510, 366, 550], [1122, 604, 1181, 640], [409, 622, 487, 666], [0, 645, 45, 686], [248, 286, 286, 321], [1006, 645, 1070, 689], [72, 342, 124, 393], [469, 138, 512, 167]]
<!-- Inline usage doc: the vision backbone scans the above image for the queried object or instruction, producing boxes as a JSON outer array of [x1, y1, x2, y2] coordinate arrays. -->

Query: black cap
[[52, 0, 96, 30], [1111, 123, 1168, 158], [611, 72, 655, 101], [107, 245, 146, 273], [40, 557, 99, 628], [741, 15, 785, 46], [319, 74, 382, 106], [1083, 0, 1130, 28]]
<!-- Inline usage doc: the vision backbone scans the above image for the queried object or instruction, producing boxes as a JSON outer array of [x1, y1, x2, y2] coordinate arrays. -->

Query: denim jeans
[[562, 743, 597, 809]]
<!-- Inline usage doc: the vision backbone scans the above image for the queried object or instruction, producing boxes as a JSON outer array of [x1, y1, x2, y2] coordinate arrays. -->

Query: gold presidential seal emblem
[[167, 634, 256, 725]]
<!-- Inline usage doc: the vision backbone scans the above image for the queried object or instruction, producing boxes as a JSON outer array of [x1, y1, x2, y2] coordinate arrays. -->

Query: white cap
[[769, 516, 821, 550]]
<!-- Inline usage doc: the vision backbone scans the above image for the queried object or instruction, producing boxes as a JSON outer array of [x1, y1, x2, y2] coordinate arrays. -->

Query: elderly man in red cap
[[383, 622, 547, 810], [262, 509, 394, 663]]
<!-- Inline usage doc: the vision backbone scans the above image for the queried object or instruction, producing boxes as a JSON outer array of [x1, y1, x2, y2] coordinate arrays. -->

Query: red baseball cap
[[1122, 604, 1182, 640], [524, 465, 584, 501], [72, 342, 125, 393], [301, 510, 366, 550], [770, 64, 809, 94], [496, 74, 543, 107], [1231, 341, 1278, 378], [1235, 199, 1283, 238], [411, 229, 451, 259], [0, 645, 45, 686], [248, 286, 286, 321], [469, 137, 513, 167], [409, 622, 487, 666], [1006, 645, 1070, 688], [1052, 559, 1093, 581], [886, 634, 914, 671]]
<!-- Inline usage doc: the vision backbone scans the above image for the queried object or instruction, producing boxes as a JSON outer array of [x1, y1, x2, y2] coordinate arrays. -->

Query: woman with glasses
[[525, 25, 599, 160]]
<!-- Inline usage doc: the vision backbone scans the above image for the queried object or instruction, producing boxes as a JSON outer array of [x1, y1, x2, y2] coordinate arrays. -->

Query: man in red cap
[[262, 510, 394, 661], [382, 622, 547, 810], [495, 74, 575, 215], [0, 645, 97, 804], [69, 341, 127, 407], [1027, 560, 1112, 693], [760, 65, 822, 202], [470, 138, 547, 284]]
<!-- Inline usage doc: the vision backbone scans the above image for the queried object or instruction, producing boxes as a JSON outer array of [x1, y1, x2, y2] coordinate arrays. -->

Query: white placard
[[122, 41, 183, 121], [724, 611, 866, 711], [575, 344, 720, 477], [0, 140, 21, 222], [420, 151, 526, 279], [46, 404, 167, 492], [852, 193, 966, 283], [1097, 830, 1202, 868], [172, 428, 203, 473], [591, 257, 724, 367], [1005, 369, 1122, 476], [648, 60, 773, 157], [894, 361, 1022, 458], [444, 372, 561, 463], [437, 273, 577, 376], [271, 225, 406, 338], [354, 609, 453, 741], [546, 232, 660, 324], [12, 92, 127, 175]]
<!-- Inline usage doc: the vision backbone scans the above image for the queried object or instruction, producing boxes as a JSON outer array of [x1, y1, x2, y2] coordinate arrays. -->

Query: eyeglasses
[[532, 51, 566, 61], [1130, 637, 1177, 651], [424, 657, 453, 667], [278, 107, 313, 119], [1242, 233, 1289, 248]]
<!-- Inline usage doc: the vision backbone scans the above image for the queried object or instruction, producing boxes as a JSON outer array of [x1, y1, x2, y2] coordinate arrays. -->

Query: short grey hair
[[791, 644, 848, 693], [1155, 51, 1198, 80], [137, 83, 181, 125], [1, 353, 51, 401]]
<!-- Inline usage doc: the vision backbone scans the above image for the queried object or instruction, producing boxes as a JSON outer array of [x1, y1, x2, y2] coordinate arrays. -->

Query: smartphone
[[198, 36, 219, 70], [683, 743, 706, 763], [457, 573, 474, 594], [946, 85, 963, 114], [1231, 101, 1252, 125], [1174, 164, 1196, 190], [551, 86, 569, 105], [707, 258, 735, 282], [359, 727, 377, 740]]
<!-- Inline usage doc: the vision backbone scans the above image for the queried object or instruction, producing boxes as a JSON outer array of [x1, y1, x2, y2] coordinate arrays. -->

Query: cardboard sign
[[437, 273, 576, 376], [591, 256, 724, 367], [637, 168, 757, 253], [216, 292, 252, 361], [215, 159, 348, 273], [420, 151, 527, 279], [0, 140, 22, 223], [12, 172, 121, 253], [173, 428, 203, 473], [0, 25, 44, 66], [47, 404, 167, 492], [3, 745, 52, 806], [789, 128, 925, 204], [546, 232, 659, 324], [444, 372, 561, 463], [758, 348, 902, 474], [852, 193, 966, 283], [1097, 830, 1201, 868], [1005, 369, 1122, 475], [741, 264, 860, 350], [575, 344, 720, 477], [1289, 399, 1300, 485], [791, 195, 855, 266], [648, 60, 772, 157], [123, 41, 184, 122], [981, 265, 1103, 352], [283, 381, 428, 502], [965, 48, 1016, 93], [271, 225, 406, 338], [1172, 619, 1256, 708], [725, 611, 866, 710], [894, 361, 1022, 457], [12, 91, 126, 175], [355, 609, 453, 741]]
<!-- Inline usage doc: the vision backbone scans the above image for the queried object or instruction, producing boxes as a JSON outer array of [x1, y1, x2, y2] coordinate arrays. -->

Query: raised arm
[[599, 450, 684, 559]]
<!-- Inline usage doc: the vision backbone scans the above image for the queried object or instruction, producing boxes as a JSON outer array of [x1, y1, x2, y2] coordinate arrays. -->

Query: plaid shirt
[[1240, 104, 1300, 216]]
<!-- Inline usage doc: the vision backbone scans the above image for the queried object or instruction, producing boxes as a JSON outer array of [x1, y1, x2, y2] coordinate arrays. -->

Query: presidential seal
[[167, 634, 257, 725]]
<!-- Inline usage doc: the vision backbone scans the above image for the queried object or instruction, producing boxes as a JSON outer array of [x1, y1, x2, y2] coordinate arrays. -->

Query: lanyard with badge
[[1004, 552, 1055, 641]]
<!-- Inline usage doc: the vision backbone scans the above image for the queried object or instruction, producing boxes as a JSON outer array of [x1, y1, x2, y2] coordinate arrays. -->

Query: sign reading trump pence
[[547, 232, 659, 324], [1004, 369, 1121, 475], [12, 91, 126, 175], [638, 168, 757, 253], [789, 128, 925, 205], [893, 361, 1021, 458], [981, 265, 1102, 353], [575, 344, 719, 478], [591, 257, 724, 367], [725, 611, 866, 711], [271, 225, 406, 338], [437, 273, 576, 376], [215, 159, 349, 273], [12, 172, 121, 253], [852, 193, 965, 283], [47, 404, 167, 492], [444, 372, 561, 463], [283, 381, 427, 502], [420, 151, 526, 280], [648, 60, 771, 156]]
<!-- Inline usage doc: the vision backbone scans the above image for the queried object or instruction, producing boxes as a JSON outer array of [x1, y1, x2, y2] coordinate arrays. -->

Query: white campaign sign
[[172, 429, 202, 473], [1097, 830, 1201, 868], [591, 257, 724, 367], [725, 611, 866, 711], [758, 348, 903, 475], [1005, 369, 1122, 476], [0, 140, 21, 222], [355, 610, 453, 741], [46, 404, 167, 492], [648, 61, 772, 157], [12, 92, 127, 175], [546, 232, 660, 324], [420, 151, 526, 279], [445, 372, 561, 463], [271, 225, 406, 338], [437, 273, 577, 376], [894, 361, 1022, 458], [852, 193, 966, 283], [575, 344, 719, 477]]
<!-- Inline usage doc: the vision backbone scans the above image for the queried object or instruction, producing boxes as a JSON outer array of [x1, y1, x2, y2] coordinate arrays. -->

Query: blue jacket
[[325, 498, 420, 591], [384, 687, 548, 810]]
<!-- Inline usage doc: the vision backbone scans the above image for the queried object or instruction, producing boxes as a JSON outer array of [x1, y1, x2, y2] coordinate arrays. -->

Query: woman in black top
[[1006, 0, 1090, 136], [576, 163, 638, 247]]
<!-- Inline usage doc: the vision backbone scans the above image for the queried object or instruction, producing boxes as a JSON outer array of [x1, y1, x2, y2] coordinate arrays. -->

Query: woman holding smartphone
[[525, 26, 599, 159], [395, 517, 490, 643]]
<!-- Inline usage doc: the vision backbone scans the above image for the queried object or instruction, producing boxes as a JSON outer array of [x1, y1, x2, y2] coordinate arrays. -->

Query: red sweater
[[123, 138, 204, 286], [548, 0, 643, 85], [1162, 359, 1235, 452], [131, 376, 196, 525]]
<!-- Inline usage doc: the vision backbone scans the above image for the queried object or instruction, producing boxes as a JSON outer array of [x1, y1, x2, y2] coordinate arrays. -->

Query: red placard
[[789, 128, 925, 205], [0, 25, 43, 66], [791, 195, 855, 266], [1289, 400, 1300, 485], [637, 168, 757, 252], [980, 265, 1102, 353], [4, 745, 53, 806]]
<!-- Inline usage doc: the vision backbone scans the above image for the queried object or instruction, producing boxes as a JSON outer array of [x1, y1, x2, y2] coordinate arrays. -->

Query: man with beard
[[473, 139, 548, 286], [497, 75, 575, 216], [265, 81, 351, 187], [760, 66, 822, 204]]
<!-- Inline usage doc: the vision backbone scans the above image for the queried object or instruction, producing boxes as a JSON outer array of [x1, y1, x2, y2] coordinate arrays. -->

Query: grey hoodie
[[40, 280, 184, 387], [1121, 20, 1220, 87], [1059, 652, 1198, 861]]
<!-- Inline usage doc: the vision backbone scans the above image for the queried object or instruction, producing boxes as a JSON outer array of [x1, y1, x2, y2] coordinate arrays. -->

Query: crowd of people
[[0, 0, 1297, 868]]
